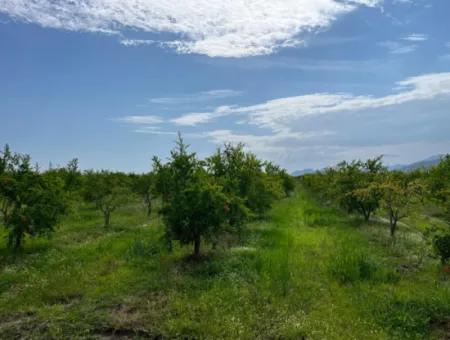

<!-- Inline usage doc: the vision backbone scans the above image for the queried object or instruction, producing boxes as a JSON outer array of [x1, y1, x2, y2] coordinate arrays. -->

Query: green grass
[[0, 190, 449, 339]]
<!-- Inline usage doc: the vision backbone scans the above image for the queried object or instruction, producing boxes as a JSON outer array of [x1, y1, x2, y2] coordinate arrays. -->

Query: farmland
[[1, 187, 449, 338], [1, 142, 450, 339]]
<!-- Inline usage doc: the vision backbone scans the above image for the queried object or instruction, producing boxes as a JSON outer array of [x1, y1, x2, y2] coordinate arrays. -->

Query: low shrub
[[433, 233, 450, 264]]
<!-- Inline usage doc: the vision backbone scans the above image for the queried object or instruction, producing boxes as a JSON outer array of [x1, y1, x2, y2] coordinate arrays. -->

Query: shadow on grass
[[0, 240, 52, 268]]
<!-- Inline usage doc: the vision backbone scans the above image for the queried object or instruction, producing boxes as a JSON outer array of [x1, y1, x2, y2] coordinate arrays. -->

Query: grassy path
[[0, 189, 449, 339]]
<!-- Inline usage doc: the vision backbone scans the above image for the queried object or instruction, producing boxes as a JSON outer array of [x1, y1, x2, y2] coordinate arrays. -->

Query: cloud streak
[[379, 41, 417, 54], [402, 33, 428, 42], [120, 39, 156, 47], [205, 129, 334, 153], [150, 90, 242, 105], [0, 0, 379, 57], [115, 115, 163, 125]]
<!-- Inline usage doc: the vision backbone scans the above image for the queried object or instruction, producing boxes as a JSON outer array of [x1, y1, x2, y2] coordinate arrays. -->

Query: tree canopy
[[0, 145, 67, 249]]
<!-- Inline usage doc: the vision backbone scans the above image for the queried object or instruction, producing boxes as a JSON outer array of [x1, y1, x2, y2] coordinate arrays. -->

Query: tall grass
[[327, 239, 399, 284]]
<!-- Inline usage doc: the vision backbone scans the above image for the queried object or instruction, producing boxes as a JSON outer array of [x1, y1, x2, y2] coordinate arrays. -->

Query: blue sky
[[0, 0, 449, 172]]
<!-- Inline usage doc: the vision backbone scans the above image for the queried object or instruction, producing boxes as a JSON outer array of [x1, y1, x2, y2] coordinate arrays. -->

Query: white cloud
[[199, 73, 450, 169], [168, 72, 450, 167], [120, 39, 155, 47], [171, 112, 214, 126], [246, 73, 450, 131], [401, 33, 428, 42], [115, 115, 163, 125], [0, 0, 379, 57], [115, 72, 450, 170], [171, 73, 450, 132], [205, 129, 333, 153], [171, 105, 234, 126], [150, 90, 242, 105]]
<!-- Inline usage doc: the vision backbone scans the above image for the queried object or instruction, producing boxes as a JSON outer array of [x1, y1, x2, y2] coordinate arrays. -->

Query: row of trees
[[301, 155, 450, 263], [0, 137, 293, 254]]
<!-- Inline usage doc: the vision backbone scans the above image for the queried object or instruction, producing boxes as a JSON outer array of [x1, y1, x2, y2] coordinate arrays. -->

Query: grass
[[0, 189, 449, 339]]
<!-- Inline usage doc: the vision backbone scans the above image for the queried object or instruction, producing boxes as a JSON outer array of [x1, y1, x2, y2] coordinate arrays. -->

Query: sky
[[0, 0, 449, 173]]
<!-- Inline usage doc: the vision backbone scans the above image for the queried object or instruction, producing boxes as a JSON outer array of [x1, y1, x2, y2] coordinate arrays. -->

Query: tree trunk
[[164, 229, 173, 252], [10, 227, 23, 251], [146, 200, 152, 217], [359, 204, 370, 222], [193, 236, 201, 257], [104, 210, 111, 228], [389, 212, 397, 238], [14, 233, 22, 250], [364, 209, 371, 222]]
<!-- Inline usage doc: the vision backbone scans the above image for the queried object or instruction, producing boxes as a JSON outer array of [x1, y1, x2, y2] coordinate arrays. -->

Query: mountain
[[388, 154, 444, 171], [291, 168, 316, 176]]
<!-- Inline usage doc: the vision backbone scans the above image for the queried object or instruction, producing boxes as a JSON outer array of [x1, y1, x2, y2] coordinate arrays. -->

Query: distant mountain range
[[291, 168, 316, 177], [388, 154, 445, 172], [291, 154, 445, 176]]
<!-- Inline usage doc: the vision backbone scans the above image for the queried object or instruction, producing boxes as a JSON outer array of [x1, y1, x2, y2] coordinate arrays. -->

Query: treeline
[[0, 135, 294, 255], [301, 155, 450, 264]]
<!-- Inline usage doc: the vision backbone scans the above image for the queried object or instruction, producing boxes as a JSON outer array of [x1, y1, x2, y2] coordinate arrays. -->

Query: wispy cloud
[[188, 73, 450, 169], [120, 39, 156, 47], [170, 106, 234, 126], [205, 129, 334, 153], [115, 90, 241, 127], [133, 127, 204, 139], [379, 33, 428, 54], [379, 41, 417, 54], [122, 73, 450, 140], [210, 57, 386, 72], [170, 112, 215, 126], [115, 73, 450, 169], [181, 72, 450, 131], [0, 0, 380, 57], [115, 115, 163, 125], [168, 73, 450, 156], [150, 90, 242, 105], [134, 129, 178, 136], [401, 33, 428, 42]]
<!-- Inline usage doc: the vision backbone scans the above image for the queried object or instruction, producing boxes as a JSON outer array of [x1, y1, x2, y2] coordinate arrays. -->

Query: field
[[0, 187, 449, 339]]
